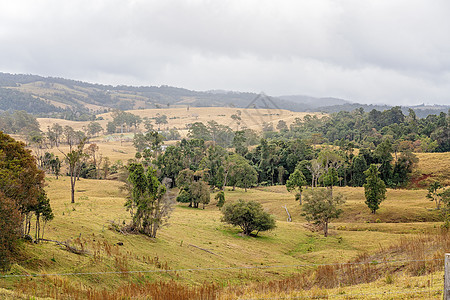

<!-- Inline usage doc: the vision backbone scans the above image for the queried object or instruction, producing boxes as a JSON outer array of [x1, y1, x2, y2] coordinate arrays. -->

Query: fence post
[[445, 253, 450, 300]]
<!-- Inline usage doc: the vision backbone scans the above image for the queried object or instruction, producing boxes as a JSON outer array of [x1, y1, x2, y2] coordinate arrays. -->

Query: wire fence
[[1, 257, 445, 299], [0, 257, 443, 278]]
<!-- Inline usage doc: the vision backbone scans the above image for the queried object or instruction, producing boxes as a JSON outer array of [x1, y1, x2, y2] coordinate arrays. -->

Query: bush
[[221, 199, 276, 236], [215, 191, 225, 208]]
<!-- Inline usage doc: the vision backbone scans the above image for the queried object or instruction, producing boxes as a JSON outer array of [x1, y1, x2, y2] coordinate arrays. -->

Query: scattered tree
[[33, 191, 54, 241], [0, 132, 49, 269], [126, 163, 172, 238], [60, 138, 87, 203], [215, 191, 225, 208], [227, 154, 258, 192], [302, 188, 345, 237], [221, 199, 276, 236], [155, 114, 168, 130], [363, 164, 387, 213], [286, 168, 307, 204], [230, 110, 242, 130], [87, 121, 103, 137], [427, 181, 444, 210]]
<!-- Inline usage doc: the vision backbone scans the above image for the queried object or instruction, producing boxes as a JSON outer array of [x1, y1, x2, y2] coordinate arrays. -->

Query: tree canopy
[[221, 199, 276, 236], [363, 164, 387, 214], [302, 188, 345, 237]]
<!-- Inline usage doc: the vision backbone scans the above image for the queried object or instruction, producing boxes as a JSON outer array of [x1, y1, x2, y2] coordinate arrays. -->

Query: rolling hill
[[1, 72, 448, 119]]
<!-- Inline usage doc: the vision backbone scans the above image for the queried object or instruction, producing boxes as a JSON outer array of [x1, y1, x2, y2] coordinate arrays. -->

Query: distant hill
[[0, 72, 312, 116], [278, 95, 350, 109], [0, 72, 448, 119]]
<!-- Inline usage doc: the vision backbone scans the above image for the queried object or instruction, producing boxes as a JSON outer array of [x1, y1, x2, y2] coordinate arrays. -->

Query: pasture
[[1, 174, 446, 299]]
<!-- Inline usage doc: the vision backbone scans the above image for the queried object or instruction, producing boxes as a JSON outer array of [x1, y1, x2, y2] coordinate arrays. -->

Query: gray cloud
[[1, 0, 449, 105]]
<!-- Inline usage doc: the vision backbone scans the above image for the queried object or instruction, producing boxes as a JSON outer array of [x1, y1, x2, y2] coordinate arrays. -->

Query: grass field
[[0, 172, 446, 298], [4, 106, 450, 298], [37, 107, 324, 138]]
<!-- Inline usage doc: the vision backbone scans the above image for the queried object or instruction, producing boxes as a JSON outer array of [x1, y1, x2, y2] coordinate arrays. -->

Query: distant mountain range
[[0, 72, 448, 119]]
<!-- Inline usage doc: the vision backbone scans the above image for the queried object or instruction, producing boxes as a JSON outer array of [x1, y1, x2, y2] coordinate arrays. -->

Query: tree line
[[268, 107, 450, 153]]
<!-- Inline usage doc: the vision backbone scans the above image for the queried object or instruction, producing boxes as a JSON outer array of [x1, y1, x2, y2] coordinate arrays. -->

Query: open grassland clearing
[[103, 107, 324, 133], [37, 107, 324, 138], [44, 139, 136, 163], [414, 152, 450, 186], [1, 175, 447, 298]]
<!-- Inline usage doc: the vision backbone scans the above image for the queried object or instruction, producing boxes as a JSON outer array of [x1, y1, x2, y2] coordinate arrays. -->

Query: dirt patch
[[410, 173, 433, 188]]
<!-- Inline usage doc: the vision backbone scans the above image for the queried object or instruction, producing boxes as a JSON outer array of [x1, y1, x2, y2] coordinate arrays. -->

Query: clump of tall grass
[[17, 276, 220, 300]]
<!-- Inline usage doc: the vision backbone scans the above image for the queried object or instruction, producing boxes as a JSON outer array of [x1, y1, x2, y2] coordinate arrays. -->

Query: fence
[[1, 256, 448, 299]]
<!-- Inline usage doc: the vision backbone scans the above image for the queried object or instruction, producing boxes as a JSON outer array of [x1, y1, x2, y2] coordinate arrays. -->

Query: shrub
[[221, 199, 276, 236]]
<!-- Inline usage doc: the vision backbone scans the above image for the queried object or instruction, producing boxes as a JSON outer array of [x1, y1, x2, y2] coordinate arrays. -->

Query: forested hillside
[[1, 73, 449, 120]]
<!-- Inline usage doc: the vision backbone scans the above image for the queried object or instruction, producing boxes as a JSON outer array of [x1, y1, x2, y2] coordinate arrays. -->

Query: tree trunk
[[222, 169, 229, 191], [35, 215, 40, 241], [42, 221, 47, 240], [71, 170, 76, 204]]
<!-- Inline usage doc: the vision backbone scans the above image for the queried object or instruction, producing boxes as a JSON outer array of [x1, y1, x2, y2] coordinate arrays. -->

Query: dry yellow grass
[[107, 107, 324, 132], [415, 152, 450, 186], [232, 271, 443, 299], [44, 139, 135, 163], [0, 174, 446, 298], [37, 107, 324, 140]]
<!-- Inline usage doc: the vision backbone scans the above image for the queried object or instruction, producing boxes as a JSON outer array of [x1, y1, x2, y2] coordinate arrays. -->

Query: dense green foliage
[[0, 132, 51, 269], [221, 199, 276, 236], [0, 191, 21, 270], [266, 107, 450, 152], [0, 88, 63, 114], [175, 169, 210, 209], [364, 164, 387, 214], [0, 110, 41, 135], [126, 163, 170, 237]]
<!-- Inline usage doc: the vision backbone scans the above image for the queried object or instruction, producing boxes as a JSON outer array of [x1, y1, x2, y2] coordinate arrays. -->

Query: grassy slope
[[415, 152, 450, 186], [4, 106, 449, 298], [0, 175, 443, 296], [38, 107, 323, 138]]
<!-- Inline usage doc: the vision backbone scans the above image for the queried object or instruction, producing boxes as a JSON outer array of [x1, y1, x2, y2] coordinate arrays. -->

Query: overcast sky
[[1, 0, 450, 105]]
